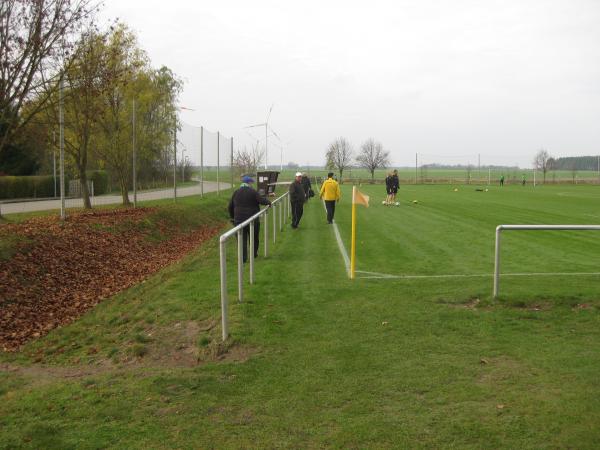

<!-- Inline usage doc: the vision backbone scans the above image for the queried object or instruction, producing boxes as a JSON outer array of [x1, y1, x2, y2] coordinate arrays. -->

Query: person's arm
[[336, 183, 341, 201], [255, 190, 272, 207], [319, 182, 325, 198]]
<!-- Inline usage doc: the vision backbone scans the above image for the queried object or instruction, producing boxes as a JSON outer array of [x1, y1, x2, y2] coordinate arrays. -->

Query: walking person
[[228, 175, 271, 262], [301, 173, 313, 201], [500, 175, 505, 186], [289, 172, 305, 228], [319, 172, 341, 224], [384, 171, 393, 205]]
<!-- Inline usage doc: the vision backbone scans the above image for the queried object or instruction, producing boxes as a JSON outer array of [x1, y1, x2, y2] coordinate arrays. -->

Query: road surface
[[0, 181, 232, 215]]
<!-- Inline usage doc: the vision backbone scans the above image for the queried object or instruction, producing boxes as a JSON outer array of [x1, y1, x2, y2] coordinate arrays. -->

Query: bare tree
[[533, 149, 551, 183], [233, 144, 264, 177], [325, 137, 353, 181], [356, 138, 389, 181], [0, 0, 97, 156]]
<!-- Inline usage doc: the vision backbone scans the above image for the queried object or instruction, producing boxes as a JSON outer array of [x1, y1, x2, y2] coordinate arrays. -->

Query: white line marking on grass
[[355, 270, 600, 280], [321, 199, 351, 276]]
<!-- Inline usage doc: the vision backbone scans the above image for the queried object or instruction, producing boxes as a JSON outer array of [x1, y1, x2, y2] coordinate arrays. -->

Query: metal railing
[[219, 191, 290, 341], [493, 224, 600, 298]]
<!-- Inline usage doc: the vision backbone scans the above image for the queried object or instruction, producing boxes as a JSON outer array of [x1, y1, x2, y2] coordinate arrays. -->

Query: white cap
[[295, 172, 302, 177]]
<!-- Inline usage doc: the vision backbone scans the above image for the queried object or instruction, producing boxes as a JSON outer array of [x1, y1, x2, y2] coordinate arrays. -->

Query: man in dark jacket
[[301, 173, 313, 201], [228, 175, 271, 262], [289, 172, 305, 228]]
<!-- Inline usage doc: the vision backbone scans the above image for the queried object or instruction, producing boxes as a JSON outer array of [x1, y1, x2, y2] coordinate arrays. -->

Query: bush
[[88, 170, 108, 195], [0, 175, 65, 200]]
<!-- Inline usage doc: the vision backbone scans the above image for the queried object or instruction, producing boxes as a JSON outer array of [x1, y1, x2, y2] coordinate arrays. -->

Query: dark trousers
[[291, 201, 304, 227], [235, 219, 260, 262], [325, 200, 336, 223]]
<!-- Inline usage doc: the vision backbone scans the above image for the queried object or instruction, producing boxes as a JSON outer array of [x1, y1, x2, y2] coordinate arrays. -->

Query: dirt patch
[[476, 356, 528, 385], [0, 208, 223, 351]]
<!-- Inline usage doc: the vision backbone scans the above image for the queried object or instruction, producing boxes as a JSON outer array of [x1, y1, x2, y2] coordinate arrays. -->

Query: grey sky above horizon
[[100, 0, 600, 169]]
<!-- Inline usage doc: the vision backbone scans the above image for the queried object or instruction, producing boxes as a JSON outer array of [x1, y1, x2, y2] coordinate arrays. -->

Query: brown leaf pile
[[0, 208, 223, 352]]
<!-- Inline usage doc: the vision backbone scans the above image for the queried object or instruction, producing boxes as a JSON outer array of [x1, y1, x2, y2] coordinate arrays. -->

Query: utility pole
[[217, 131, 220, 196], [59, 76, 65, 219], [478, 153, 481, 182]]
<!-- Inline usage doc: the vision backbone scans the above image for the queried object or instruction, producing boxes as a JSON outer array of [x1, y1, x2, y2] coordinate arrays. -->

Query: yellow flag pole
[[350, 186, 356, 279]]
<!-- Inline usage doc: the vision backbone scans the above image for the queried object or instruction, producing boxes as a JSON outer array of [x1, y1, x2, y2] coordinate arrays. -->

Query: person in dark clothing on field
[[228, 175, 271, 262], [289, 172, 305, 228], [301, 173, 313, 201]]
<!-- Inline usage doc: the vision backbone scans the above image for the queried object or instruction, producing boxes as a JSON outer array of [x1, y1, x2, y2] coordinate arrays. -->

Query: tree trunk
[[79, 169, 92, 209]]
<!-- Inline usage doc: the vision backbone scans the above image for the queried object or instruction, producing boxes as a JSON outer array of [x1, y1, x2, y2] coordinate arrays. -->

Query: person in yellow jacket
[[319, 172, 341, 224]]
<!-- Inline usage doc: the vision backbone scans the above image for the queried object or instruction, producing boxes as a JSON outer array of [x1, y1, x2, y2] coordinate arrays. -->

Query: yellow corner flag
[[350, 187, 369, 279]]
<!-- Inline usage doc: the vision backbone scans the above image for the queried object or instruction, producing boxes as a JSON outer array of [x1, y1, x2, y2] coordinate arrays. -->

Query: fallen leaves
[[0, 208, 223, 351]]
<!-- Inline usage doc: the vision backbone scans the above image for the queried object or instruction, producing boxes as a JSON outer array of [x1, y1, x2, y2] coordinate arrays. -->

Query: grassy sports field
[[197, 167, 600, 184], [1, 183, 600, 448]]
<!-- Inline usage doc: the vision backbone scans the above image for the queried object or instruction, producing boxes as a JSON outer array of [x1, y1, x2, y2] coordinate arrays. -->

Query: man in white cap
[[289, 172, 305, 228]]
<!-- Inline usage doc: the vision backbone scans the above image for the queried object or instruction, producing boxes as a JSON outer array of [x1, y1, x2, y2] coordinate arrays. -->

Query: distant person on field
[[384, 171, 393, 205], [301, 173, 313, 201], [228, 175, 271, 262], [500, 175, 505, 186], [522, 174, 526, 186], [289, 172, 305, 228], [319, 172, 341, 224], [386, 169, 400, 205]]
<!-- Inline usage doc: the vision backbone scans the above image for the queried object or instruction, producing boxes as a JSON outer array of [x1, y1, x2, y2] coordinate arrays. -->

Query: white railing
[[493, 224, 600, 298], [219, 191, 290, 341]]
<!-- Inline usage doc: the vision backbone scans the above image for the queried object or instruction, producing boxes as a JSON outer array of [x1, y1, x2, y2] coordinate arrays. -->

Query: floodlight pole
[[132, 99, 137, 208], [59, 76, 65, 220], [200, 126, 204, 198], [173, 117, 177, 202]]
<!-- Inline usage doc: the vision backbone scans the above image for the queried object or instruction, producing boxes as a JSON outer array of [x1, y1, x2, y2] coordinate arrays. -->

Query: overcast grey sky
[[100, 0, 600, 168]]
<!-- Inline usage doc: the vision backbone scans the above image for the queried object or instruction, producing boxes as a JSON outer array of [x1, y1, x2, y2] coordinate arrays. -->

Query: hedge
[[0, 171, 108, 200]]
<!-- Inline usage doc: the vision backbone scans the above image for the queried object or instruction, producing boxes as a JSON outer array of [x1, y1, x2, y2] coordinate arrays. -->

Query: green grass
[[1, 184, 600, 448]]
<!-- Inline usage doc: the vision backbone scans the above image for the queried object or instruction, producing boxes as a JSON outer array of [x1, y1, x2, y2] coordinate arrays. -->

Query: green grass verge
[[1, 185, 600, 448]]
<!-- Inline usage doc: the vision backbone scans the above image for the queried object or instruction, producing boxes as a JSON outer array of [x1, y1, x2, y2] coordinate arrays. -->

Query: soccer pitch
[[333, 183, 600, 299]]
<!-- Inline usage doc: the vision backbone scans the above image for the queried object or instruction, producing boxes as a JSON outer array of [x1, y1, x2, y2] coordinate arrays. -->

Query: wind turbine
[[245, 104, 274, 170], [268, 127, 291, 172]]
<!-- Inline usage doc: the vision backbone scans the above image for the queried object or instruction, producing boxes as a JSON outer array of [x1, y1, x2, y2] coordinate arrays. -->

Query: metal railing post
[[273, 202, 277, 244], [219, 239, 229, 341], [249, 221, 255, 284], [279, 199, 283, 231], [264, 209, 269, 257], [237, 229, 244, 303], [493, 226, 502, 298]]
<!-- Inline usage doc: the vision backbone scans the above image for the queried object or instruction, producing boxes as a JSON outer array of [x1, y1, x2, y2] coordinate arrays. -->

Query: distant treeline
[[547, 156, 600, 171]]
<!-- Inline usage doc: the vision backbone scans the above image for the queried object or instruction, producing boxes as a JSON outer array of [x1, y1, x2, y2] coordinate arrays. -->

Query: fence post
[[237, 229, 243, 302], [264, 209, 269, 257], [273, 203, 277, 244], [219, 239, 229, 341]]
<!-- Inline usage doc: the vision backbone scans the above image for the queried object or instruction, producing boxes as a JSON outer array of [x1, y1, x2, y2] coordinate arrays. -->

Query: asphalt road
[[0, 181, 232, 215]]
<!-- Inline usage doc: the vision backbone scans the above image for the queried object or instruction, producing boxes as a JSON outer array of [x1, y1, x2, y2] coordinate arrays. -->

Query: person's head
[[393, 169, 398, 175], [327, 172, 334, 178], [295, 172, 302, 180], [241, 175, 254, 184]]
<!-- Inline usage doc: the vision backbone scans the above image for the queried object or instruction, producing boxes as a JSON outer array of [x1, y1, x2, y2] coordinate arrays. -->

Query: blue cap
[[241, 175, 254, 183]]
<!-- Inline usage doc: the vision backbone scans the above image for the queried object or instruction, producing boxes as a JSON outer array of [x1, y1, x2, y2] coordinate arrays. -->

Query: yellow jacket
[[319, 178, 341, 201]]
